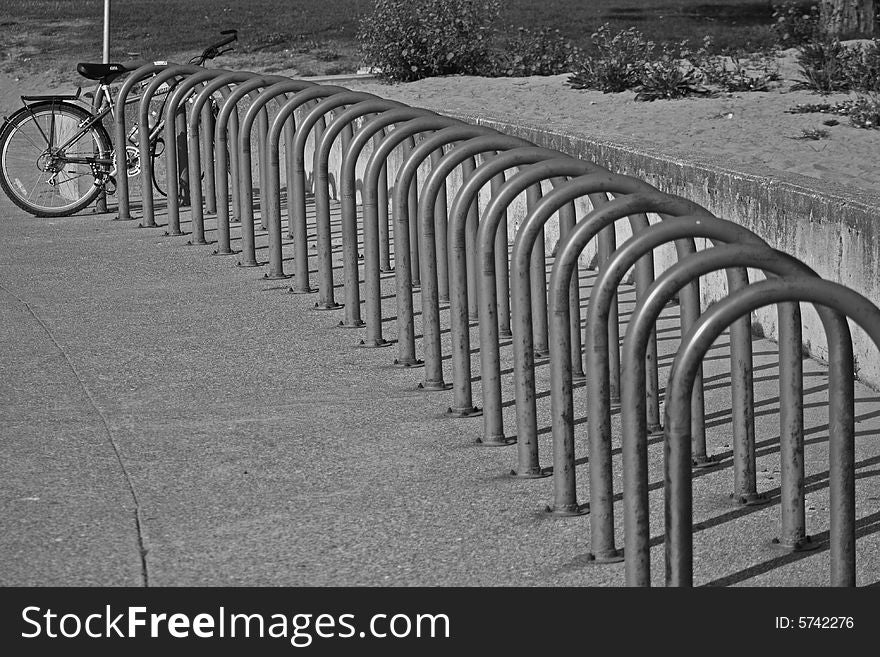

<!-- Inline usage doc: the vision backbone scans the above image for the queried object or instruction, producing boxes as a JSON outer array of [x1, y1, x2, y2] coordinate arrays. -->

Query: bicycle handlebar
[[204, 29, 238, 56]]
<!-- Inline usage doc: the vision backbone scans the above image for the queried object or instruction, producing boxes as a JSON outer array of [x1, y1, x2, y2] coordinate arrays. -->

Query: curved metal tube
[[545, 189, 708, 534], [391, 125, 507, 386], [415, 134, 534, 394], [263, 85, 351, 288], [236, 79, 319, 269], [360, 115, 470, 366], [162, 68, 226, 238], [113, 62, 173, 222], [621, 238, 824, 585], [666, 277, 869, 587], [476, 160, 624, 449], [444, 147, 573, 417], [187, 72, 285, 249], [284, 89, 381, 305], [212, 77, 281, 255], [314, 98, 408, 326], [136, 64, 204, 227], [339, 107, 441, 346]]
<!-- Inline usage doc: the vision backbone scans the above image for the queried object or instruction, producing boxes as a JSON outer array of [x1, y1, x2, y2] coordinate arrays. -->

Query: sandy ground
[[1, 48, 879, 198]]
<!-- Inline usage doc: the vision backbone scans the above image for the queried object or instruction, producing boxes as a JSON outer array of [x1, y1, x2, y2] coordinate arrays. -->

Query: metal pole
[[103, 0, 110, 63]]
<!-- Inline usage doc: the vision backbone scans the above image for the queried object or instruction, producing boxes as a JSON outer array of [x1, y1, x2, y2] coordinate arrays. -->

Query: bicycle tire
[[0, 101, 112, 217]]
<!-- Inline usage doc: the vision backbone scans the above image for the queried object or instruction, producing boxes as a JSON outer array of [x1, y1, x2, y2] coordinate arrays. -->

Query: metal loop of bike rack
[[160, 67, 230, 239], [113, 61, 176, 223], [666, 277, 879, 587], [117, 69, 880, 587], [186, 72, 286, 246]]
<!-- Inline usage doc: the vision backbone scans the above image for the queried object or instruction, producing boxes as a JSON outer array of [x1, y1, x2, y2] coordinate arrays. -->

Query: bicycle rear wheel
[[0, 101, 112, 217]]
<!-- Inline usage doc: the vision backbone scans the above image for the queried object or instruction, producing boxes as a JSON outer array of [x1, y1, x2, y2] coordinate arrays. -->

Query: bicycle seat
[[76, 61, 146, 84]]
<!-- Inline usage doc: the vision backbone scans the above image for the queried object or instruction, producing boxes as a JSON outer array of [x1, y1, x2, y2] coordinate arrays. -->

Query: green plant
[[785, 95, 880, 128], [843, 40, 880, 92], [794, 38, 858, 92], [792, 127, 830, 139], [771, 1, 822, 47], [486, 26, 582, 77], [567, 24, 656, 92], [794, 38, 880, 93], [691, 40, 781, 93], [357, 0, 500, 82], [635, 50, 709, 101], [845, 94, 880, 128]]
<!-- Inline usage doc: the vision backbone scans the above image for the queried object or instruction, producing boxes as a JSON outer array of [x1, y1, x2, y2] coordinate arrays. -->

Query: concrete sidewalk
[[1, 193, 878, 587]]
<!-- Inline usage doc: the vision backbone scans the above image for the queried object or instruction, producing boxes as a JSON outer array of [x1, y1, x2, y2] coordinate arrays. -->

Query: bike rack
[[135, 64, 207, 228], [666, 276, 879, 587], [113, 62, 175, 222], [338, 107, 443, 345], [262, 85, 359, 289], [236, 80, 323, 269], [283, 91, 391, 306], [186, 72, 291, 248], [84, 66, 880, 587], [545, 188, 767, 560], [212, 76, 288, 257], [312, 98, 409, 327], [443, 147, 573, 418], [159, 68, 229, 238], [390, 125, 517, 381], [359, 115, 482, 367], [414, 134, 537, 394], [588, 219, 795, 581], [619, 237, 826, 584]]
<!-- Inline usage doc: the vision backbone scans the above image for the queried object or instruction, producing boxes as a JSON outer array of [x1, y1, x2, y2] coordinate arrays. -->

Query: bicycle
[[0, 29, 237, 218]]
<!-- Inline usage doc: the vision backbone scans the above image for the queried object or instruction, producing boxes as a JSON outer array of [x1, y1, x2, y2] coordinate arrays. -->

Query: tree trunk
[[820, 0, 876, 38]]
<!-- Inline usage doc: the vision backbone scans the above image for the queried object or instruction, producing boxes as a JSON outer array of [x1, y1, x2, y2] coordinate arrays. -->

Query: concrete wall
[[300, 106, 880, 390]]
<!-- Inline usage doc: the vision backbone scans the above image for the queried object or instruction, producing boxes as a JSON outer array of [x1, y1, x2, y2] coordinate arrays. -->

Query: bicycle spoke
[[4, 119, 48, 155]]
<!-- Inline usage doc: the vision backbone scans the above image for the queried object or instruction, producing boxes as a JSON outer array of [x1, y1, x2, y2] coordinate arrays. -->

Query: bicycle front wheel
[[0, 101, 112, 217]]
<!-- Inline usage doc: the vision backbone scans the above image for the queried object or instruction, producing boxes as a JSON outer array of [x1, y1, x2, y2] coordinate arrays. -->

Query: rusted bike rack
[[389, 125, 517, 380], [414, 134, 538, 394], [186, 72, 288, 248], [665, 276, 878, 587], [444, 147, 576, 419], [339, 107, 443, 346], [311, 98, 409, 327], [212, 76, 290, 258], [359, 114, 482, 366], [97, 67, 880, 588], [285, 91, 392, 307], [544, 195, 761, 510], [545, 189, 775, 561], [113, 62, 173, 222], [235, 80, 324, 270], [159, 68, 229, 238], [597, 219, 806, 583], [134, 64, 206, 228]]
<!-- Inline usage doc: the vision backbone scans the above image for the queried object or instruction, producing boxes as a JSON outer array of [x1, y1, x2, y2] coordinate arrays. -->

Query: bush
[[635, 54, 707, 101], [844, 93, 880, 127], [794, 38, 880, 93], [485, 26, 582, 77], [771, 1, 822, 48], [795, 38, 859, 92], [357, 0, 500, 82], [567, 24, 657, 92]]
